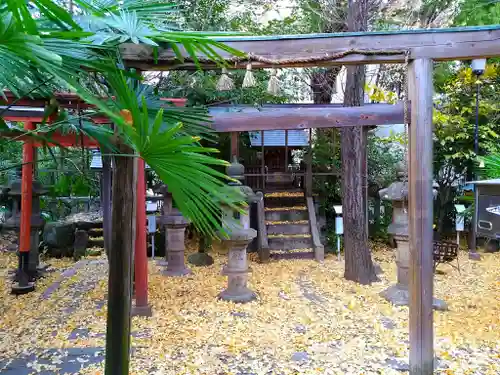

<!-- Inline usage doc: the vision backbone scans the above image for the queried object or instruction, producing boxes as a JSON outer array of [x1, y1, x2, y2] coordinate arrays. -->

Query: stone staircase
[[264, 191, 315, 259], [87, 227, 104, 248]]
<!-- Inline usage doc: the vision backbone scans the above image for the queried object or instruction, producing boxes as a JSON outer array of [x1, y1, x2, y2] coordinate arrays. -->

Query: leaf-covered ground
[[0, 241, 499, 375]]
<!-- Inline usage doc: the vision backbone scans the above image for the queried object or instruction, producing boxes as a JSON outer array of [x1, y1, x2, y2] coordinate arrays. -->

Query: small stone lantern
[[379, 163, 446, 310], [163, 208, 192, 276], [4, 178, 47, 275], [159, 184, 173, 217], [218, 157, 258, 303]]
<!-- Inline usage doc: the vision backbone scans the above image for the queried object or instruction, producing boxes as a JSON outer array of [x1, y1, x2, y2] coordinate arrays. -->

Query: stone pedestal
[[163, 210, 191, 277], [4, 179, 47, 278], [219, 228, 257, 303], [379, 164, 447, 310]]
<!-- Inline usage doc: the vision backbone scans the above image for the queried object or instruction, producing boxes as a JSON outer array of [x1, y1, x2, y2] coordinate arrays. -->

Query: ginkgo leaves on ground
[[0, 242, 499, 375]]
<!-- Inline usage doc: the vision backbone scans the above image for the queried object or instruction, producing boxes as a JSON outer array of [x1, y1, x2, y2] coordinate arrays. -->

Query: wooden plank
[[306, 129, 313, 197], [261, 130, 265, 191], [255, 192, 270, 263], [209, 103, 406, 132], [101, 150, 112, 255], [306, 196, 324, 262], [408, 58, 434, 375], [120, 26, 500, 70], [284, 129, 288, 172]]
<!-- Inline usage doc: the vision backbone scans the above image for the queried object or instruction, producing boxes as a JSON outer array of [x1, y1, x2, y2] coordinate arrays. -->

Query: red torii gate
[[2, 93, 186, 314]]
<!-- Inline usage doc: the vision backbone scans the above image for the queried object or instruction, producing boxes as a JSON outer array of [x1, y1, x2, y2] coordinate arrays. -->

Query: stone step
[[270, 250, 315, 260], [265, 208, 308, 222], [266, 223, 310, 235], [87, 228, 103, 238], [88, 239, 104, 248], [268, 235, 312, 250], [265, 196, 305, 208]]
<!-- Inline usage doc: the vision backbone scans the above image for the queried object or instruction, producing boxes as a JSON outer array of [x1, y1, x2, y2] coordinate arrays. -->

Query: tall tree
[[341, 0, 379, 284]]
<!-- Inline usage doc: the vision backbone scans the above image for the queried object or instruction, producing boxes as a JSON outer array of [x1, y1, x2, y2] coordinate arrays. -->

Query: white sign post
[[333, 205, 343, 261], [147, 215, 157, 258], [455, 204, 466, 246]]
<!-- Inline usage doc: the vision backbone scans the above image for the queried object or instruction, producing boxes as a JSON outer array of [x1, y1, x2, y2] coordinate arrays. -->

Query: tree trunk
[[105, 142, 135, 375], [341, 0, 378, 284], [311, 67, 341, 104]]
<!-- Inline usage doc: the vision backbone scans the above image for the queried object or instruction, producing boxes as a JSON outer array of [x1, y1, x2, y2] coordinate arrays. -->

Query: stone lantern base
[[162, 210, 192, 277], [380, 234, 448, 311], [219, 283, 257, 303], [381, 285, 448, 311], [218, 228, 257, 303]]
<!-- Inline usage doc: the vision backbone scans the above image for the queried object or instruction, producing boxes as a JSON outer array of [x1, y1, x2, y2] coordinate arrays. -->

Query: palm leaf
[[101, 68, 244, 235], [480, 155, 500, 179], [0, 0, 247, 237]]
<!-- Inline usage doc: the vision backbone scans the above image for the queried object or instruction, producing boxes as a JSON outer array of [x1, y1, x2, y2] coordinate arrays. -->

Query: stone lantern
[[159, 184, 173, 217], [163, 208, 192, 276], [379, 163, 446, 310], [4, 178, 47, 276], [218, 157, 258, 303]]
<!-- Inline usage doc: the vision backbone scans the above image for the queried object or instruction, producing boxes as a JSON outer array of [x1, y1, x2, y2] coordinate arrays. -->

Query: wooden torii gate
[[119, 25, 500, 374]]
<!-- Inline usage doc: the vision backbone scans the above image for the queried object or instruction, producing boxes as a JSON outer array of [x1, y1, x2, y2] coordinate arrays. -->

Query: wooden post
[[132, 157, 152, 316], [102, 150, 112, 256], [284, 129, 289, 172], [230, 131, 239, 160], [306, 128, 313, 197], [261, 130, 265, 191], [362, 128, 369, 239], [12, 122, 36, 294], [105, 111, 136, 375], [408, 58, 434, 375], [20, 122, 35, 255]]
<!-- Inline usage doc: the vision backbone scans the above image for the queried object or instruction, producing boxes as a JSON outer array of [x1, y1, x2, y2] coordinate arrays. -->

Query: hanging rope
[[177, 49, 407, 67]]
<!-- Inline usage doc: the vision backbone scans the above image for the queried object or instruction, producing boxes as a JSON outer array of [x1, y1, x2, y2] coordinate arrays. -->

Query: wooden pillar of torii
[[12, 121, 36, 293], [132, 98, 187, 316]]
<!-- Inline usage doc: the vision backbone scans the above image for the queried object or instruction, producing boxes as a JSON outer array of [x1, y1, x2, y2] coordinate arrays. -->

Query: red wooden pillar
[[132, 157, 152, 316], [12, 122, 36, 294]]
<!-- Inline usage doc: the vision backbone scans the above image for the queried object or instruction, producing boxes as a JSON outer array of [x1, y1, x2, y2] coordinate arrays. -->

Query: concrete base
[[162, 267, 192, 277], [380, 285, 448, 311], [38, 262, 50, 272], [469, 252, 482, 261], [373, 262, 384, 275], [218, 287, 257, 303], [11, 282, 35, 295], [131, 304, 153, 317]]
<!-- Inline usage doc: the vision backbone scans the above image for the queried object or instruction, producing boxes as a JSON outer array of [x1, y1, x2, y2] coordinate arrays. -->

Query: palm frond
[[152, 32, 246, 67], [101, 68, 244, 235], [480, 155, 500, 179], [133, 84, 215, 140], [0, 0, 247, 237], [4, 0, 79, 33]]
